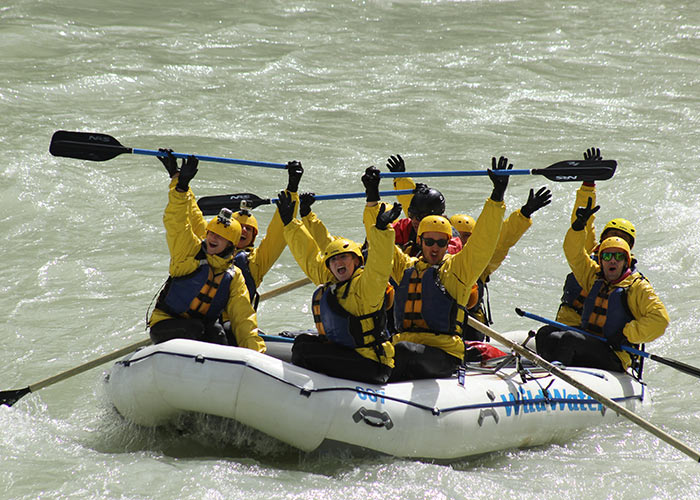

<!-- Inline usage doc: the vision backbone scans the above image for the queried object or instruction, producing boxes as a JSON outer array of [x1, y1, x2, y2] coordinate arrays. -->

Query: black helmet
[[408, 183, 445, 219]]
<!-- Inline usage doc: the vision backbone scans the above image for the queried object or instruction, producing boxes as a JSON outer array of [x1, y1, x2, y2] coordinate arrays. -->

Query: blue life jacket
[[155, 259, 234, 324], [311, 278, 392, 357], [561, 271, 586, 313], [393, 265, 467, 336], [580, 274, 644, 344], [234, 250, 259, 309]]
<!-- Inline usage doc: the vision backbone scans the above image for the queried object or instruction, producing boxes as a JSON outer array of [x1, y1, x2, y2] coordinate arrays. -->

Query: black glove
[[571, 197, 600, 231], [286, 160, 303, 193], [299, 192, 315, 218], [362, 165, 381, 202], [520, 186, 552, 218], [275, 190, 296, 226], [488, 156, 512, 202], [606, 330, 624, 352], [175, 155, 198, 192], [386, 154, 405, 173], [375, 202, 403, 230], [158, 148, 179, 178], [583, 147, 602, 161]]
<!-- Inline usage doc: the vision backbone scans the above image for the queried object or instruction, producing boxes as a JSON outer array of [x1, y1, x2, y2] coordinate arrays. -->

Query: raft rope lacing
[[116, 349, 644, 417]]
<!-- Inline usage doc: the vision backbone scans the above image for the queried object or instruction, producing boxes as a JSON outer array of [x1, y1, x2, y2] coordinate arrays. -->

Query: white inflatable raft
[[104, 337, 645, 460]]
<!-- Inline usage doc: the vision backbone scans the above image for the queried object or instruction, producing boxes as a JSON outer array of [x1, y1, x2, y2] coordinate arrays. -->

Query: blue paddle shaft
[[259, 334, 294, 344], [517, 309, 648, 359], [132, 148, 287, 169], [269, 189, 414, 203], [381, 170, 531, 178]]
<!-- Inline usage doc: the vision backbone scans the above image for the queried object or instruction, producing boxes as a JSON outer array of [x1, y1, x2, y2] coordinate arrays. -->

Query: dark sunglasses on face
[[600, 251, 626, 262], [422, 237, 449, 248]]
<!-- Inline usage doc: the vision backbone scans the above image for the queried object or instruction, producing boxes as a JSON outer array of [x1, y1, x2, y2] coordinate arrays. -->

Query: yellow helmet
[[598, 237, 631, 267], [206, 209, 242, 244], [601, 218, 635, 248], [449, 214, 475, 233], [323, 238, 363, 267], [233, 210, 259, 236], [418, 215, 452, 237]]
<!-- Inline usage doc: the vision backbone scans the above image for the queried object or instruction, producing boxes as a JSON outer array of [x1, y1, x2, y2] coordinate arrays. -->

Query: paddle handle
[[380, 170, 531, 178], [132, 148, 287, 169], [466, 317, 700, 463]]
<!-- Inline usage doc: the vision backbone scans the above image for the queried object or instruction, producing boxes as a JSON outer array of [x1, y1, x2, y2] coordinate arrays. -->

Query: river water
[[1, 0, 699, 498]]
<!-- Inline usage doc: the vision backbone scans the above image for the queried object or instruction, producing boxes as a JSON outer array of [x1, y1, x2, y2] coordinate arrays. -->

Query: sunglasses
[[422, 237, 449, 248], [600, 251, 627, 262]]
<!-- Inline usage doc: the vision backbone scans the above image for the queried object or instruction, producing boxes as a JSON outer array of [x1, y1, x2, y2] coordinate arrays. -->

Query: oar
[[258, 276, 311, 301], [0, 276, 312, 407], [195, 159, 616, 214], [515, 308, 700, 380], [381, 159, 617, 182], [465, 316, 700, 463], [49, 130, 287, 169], [197, 190, 415, 214]]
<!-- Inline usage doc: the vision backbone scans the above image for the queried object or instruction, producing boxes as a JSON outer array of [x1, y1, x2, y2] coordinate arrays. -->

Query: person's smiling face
[[205, 231, 232, 255], [328, 253, 360, 281], [237, 224, 256, 249]]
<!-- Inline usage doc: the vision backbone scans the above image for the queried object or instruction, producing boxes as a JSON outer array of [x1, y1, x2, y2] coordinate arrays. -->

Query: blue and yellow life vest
[[311, 278, 394, 365], [580, 273, 645, 344], [393, 265, 468, 337], [561, 271, 587, 315], [234, 250, 259, 309], [155, 259, 234, 324]]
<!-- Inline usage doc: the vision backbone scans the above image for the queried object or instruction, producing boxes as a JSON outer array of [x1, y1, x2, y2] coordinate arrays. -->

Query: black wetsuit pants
[[535, 325, 624, 372], [389, 341, 461, 382], [291, 334, 391, 384], [149, 318, 229, 346]]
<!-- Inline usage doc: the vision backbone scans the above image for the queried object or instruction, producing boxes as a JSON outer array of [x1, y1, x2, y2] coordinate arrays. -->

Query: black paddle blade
[[533, 159, 617, 182], [0, 386, 30, 407], [49, 130, 132, 162], [197, 193, 271, 215]]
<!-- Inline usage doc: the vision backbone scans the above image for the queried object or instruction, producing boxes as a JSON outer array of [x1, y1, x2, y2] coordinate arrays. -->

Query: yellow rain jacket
[[393, 176, 417, 217], [462, 208, 532, 327], [563, 227, 669, 369], [386, 198, 506, 360], [149, 184, 266, 353], [480, 209, 532, 281], [556, 184, 597, 326], [302, 210, 336, 253], [283, 209, 397, 366]]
